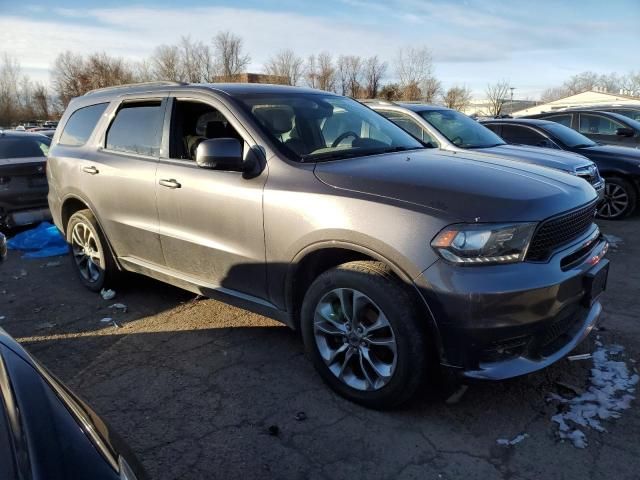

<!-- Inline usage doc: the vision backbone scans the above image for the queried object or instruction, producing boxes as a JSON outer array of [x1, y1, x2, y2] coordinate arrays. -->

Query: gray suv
[[48, 82, 609, 409]]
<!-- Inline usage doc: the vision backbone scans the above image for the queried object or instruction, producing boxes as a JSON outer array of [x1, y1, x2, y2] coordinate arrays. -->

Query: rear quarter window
[[59, 103, 109, 146]]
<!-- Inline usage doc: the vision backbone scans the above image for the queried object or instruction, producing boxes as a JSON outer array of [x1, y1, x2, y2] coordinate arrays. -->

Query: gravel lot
[[1, 218, 639, 480]]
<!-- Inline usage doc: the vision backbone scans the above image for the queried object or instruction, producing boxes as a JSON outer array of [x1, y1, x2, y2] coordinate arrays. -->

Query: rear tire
[[597, 176, 637, 219], [66, 209, 118, 292], [301, 261, 429, 409]]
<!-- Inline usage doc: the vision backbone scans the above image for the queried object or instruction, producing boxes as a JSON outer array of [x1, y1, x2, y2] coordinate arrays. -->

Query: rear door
[[83, 95, 167, 265], [155, 93, 268, 299]]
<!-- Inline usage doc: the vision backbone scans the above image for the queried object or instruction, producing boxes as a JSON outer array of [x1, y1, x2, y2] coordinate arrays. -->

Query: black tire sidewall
[[301, 263, 427, 409], [66, 210, 110, 292]]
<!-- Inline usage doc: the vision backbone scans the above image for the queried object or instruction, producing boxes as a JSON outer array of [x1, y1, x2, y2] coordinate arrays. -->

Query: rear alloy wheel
[[67, 209, 118, 292], [301, 261, 428, 409], [597, 177, 637, 219]]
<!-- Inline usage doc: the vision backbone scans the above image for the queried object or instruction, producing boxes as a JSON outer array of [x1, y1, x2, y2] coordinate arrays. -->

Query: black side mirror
[[196, 138, 244, 171], [615, 127, 635, 137]]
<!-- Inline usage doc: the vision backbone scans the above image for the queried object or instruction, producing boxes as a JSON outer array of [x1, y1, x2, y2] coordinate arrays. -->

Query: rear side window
[[500, 125, 548, 146], [59, 103, 108, 146], [106, 101, 164, 156], [0, 136, 51, 159]]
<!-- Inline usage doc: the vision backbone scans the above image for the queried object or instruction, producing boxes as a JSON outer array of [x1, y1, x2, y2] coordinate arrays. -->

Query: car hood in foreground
[[314, 149, 597, 223], [479, 144, 593, 172]]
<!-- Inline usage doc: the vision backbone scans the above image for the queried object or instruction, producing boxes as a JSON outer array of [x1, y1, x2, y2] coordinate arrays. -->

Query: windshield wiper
[[301, 146, 422, 162]]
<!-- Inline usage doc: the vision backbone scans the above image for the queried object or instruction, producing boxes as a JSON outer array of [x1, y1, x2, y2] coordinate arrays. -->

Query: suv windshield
[[418, 109, 505, 149], [235, 93, 423, 161], [545, 123, 597, 148]]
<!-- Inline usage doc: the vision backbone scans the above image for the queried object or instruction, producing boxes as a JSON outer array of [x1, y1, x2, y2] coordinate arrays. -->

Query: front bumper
[[415, 226, 608, 380]]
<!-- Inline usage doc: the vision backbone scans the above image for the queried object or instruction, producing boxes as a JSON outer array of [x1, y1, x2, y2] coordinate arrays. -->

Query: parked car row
[[41, 81, 610, 409]]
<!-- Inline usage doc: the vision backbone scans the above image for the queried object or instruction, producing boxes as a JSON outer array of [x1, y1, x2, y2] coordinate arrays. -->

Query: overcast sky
[[1, 0, 638, 98]]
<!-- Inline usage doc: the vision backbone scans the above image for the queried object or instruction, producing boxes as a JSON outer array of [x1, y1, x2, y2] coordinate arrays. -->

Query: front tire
[[66, 209, 118, 292], [597, 176, 637, 219], [301, 261, 428, 409]]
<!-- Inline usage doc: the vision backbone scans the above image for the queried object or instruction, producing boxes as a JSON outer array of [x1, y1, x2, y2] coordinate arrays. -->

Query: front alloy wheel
[[597, 177, 637, 219], [314, 288, 397, 391]]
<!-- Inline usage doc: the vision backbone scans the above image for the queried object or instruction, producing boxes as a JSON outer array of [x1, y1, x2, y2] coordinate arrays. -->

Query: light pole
[[510, 87, 515, 115]]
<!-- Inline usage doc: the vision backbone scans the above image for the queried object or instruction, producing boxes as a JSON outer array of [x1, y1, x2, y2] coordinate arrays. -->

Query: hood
[[578, 144, 640, 163], [480, 144, 592, 172], [314, 149, 597, 223]]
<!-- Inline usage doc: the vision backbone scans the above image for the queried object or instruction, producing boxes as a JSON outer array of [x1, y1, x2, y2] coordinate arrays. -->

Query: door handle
[[159, 178, 181, 189], [82, 166, 99, 175]]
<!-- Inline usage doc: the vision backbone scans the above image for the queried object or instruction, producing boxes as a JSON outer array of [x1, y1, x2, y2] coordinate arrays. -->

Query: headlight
[[431, 223, 537, 265]]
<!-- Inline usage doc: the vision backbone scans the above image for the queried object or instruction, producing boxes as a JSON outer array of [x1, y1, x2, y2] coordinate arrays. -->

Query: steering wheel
[[332, 131, 360, 148], [451, 136, 463, 146]]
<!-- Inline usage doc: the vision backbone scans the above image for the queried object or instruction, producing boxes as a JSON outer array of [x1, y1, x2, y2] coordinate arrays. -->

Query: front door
[[578, 113, 637, 147], [155, 95, 268, 299]]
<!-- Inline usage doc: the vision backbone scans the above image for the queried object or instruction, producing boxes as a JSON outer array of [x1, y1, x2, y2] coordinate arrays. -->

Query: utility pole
[[510, 87, 515, 115]]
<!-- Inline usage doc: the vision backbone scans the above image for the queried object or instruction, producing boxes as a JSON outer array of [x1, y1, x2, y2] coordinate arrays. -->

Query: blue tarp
[[7, 222, 69, 258]]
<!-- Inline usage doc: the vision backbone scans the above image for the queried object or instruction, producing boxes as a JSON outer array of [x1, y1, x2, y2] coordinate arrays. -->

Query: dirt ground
[[1, 217, 639, 480]]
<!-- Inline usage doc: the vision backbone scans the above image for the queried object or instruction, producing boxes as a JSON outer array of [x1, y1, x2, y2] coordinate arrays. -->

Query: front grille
[[526, 201, 597, 262], [575, 166, 600, 186]]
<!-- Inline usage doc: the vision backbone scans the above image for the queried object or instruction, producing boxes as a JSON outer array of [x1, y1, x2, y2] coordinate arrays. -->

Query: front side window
[[169, 99, 244, 160], [234, 93, 423, 162], [106, 101, 164, 156], [500, 125, 550, 147], [378, 110, 438, 146], [418, 109, 505, 149], [59, 103, 108, 146], [0, 135, 51, 159], [578, 113, 624, 136], [544, 114, 572, 127]]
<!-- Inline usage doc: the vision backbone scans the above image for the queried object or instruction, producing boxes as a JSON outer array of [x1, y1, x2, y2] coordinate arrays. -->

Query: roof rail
[[84, 81, 188, 96], [360, 99, 398, 106]]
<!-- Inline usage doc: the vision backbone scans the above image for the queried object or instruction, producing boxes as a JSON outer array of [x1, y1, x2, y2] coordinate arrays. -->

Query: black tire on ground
[[598, 176, 637, 220], [300, 260, 429, 409], [66, 209, 118, 292]]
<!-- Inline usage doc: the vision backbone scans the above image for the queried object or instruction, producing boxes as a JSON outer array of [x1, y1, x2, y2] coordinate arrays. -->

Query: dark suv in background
[[526, 109, 640, 148], [47, 82, 608, 408], [482, 118, 640, 219]]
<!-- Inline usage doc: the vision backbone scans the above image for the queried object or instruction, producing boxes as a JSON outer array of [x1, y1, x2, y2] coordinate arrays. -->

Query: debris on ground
[[12, 269, 28, 280], [111, 320, 122, 328], [0, 316, 5, 321], [295, 411, 307, 421], [445, 384, 469, 404], [549, 344, 639, 448], [567, 353, 592, 362], [7, 222, 69, 258], [496, 433, 528, 446], [36, 322, 56, 329], [267, 425, 280, 436], [603, 234, 623, 250], [42, 261, 62, 268], [554, 381, 584, 396], [109, 303, 128, 313], [100, 317, 113, 323], [100, 289, 116, 300]]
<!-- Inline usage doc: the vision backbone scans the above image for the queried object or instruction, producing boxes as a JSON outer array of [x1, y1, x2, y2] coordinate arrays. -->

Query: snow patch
[[549, 344, 638, 448], [496, 433, 528, 446]]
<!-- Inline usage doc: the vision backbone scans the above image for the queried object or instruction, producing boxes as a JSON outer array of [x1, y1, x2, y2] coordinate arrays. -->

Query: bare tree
[[363, 56, 387, 98], [0, 54, 22, 126], [394, 46, 438, 101], [52, 51, 86, 107], [180, 36, 207, 82], [442, 86, 472, 111], [133, 59, 155, 83], [621, 71, 640, 95], [150, 45, 183, 81], [84, 52, 134, 89], [264, 49, 304, 86], [379, 83, 401, 101], [305, 54, 318, 88], [485, 80, 511, 117], [316, 52, 336, 92], [32, 82, 50, 119], [336, 55, 363, 97], [422, 77, 442, 103], [539, 86, 568, 103], [213, 31, 250, 79], [563, 71, 600, 95]]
